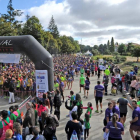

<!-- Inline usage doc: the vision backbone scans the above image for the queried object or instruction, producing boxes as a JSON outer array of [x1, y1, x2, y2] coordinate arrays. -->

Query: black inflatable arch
[[0, 35, 54, 91]]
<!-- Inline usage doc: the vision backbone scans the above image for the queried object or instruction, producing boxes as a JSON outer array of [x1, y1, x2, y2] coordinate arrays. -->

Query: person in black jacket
[[54, 90, 62, 120], [65, 112, 83, 140], [9, 76, 16, 104]]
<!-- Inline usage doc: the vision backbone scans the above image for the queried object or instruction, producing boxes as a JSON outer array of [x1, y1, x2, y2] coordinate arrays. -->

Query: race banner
[[35, 70, 49, 97], [0, 54, 20, 63]]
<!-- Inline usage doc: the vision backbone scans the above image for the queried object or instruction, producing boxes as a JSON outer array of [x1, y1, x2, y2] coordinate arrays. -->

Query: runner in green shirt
[[80, 67, 85, 74], [54, 81, 59, 91], [79, 74, 85, 93], [105, 68, 110, 76]]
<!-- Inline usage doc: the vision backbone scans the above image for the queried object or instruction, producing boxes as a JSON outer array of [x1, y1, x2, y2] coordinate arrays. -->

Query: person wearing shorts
[[79, 74, 85, 93], [94, 81, 105, 113], [84, 77, 90, 99], [130, 100, 140, 140], [117, 95, 133, 125]]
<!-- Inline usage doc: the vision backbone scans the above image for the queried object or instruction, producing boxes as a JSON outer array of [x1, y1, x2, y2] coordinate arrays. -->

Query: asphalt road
[[0, 75, 134, 140]]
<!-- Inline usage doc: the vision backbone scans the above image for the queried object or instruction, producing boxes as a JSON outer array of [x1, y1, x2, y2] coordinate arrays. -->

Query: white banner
[[35, 70, 49, 98], [0, 54, 20, 63]]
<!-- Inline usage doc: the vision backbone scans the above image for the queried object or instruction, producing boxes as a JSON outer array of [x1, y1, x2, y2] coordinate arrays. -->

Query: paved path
[[0, 75, 134, 139]]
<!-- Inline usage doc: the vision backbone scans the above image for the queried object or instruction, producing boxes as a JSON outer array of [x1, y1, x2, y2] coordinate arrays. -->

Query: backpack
[[55, 94, 62, 107], [70, 130, 78, 140], [1, 118, 13, 140]]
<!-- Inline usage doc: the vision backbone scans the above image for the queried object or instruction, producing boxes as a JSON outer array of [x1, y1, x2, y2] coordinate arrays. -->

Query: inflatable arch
[[0, 35, 54, 91]]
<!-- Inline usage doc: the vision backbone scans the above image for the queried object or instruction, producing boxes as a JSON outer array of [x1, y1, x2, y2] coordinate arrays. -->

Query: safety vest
[[17, 80, 20, 87]]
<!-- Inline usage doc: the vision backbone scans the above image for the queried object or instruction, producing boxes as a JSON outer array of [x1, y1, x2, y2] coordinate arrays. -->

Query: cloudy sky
[[0, 0, 140, 46]]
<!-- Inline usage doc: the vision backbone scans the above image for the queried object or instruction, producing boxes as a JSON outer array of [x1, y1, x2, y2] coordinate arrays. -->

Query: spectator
[[54, 90, 62, 120], [65, 99, 78, 120], [130, 75, 137, 97], [125, 71, 130, 92], [5, 129, 14, 140], [23, 102, 35, 128], [65, 112, 83, 140], [32, 127, 45, 140], [0, 110, 11, 139], [13, 122, 22, 140], [38, 101, 47, 133], [42, 112, 58, 140], [9, 106, 18, 123]]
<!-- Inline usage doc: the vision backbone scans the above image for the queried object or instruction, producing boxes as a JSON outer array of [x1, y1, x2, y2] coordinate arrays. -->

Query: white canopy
[[85, 50, 92, 55]]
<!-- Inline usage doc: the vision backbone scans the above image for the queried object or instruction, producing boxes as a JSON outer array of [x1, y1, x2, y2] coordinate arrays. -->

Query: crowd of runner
[[0, 55, 140, 140]]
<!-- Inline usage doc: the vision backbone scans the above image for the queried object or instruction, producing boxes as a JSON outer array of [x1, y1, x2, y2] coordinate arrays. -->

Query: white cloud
[[19, 0, 140, 46]]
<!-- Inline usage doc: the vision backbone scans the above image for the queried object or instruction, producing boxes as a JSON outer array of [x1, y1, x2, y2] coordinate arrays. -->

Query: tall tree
[[107, 40, 110, 50], [110, 37, 115, 52], [0, 17, 17, 36], [98, 44, 104, 54], [48, 16, 59, 39], [1, 0, 23, 35], [22, 16, 44, 44], [132, 45, 140, 62], [118, 44, 126, 55], [94, 45, 98, 50]]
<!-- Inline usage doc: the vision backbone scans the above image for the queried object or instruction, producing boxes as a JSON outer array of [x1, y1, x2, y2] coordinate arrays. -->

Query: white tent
[[85, 50, 92, 55]]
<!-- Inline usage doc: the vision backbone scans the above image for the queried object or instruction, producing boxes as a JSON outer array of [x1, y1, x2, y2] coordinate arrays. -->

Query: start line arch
[[0, 35, 54, 91]]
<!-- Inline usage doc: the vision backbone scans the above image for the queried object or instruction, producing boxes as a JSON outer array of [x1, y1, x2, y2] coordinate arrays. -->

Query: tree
[[1, 0, 23, 35], [22, 16, 44, 43], [127, 43, 134, 52], [98, 44, 104, 54], [93, 45, 98, 50], [110, 37, 115, 52], [91, 49, 100, 55], [107, 40, 110, 50], [60, 36, 74, 54], [47, 38, 58, 54], [48, 16, 59, 39], [118, 44, 126, 55], [0, 17, 17, 36], [132, 45, 140, 62]]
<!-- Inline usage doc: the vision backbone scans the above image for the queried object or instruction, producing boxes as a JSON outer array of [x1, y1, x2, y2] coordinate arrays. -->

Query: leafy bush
[[120, 56, 127, 62]]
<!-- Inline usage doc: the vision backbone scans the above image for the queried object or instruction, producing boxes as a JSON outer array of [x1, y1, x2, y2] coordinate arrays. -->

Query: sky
[[0, 0, 140, 46]]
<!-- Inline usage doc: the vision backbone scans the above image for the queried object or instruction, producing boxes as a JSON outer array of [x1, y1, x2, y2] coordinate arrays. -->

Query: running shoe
[[95, 110, 99, 113], [101, 109, 103, 113]]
